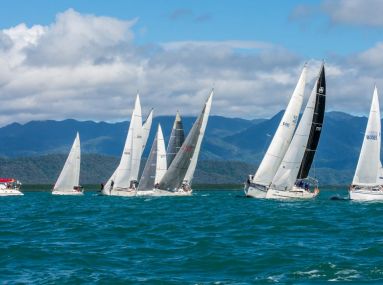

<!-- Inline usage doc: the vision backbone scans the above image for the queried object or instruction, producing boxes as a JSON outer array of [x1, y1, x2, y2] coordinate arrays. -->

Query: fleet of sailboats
[[52, 132, 83, 195], [5, 63, 383, 202], [98, 90, 213, 197]]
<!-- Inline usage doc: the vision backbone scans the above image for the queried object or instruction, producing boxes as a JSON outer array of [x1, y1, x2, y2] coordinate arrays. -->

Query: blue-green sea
[[2, 187, 383, 283]]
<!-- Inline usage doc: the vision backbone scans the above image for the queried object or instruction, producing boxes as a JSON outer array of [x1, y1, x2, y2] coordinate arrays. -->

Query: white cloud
[[322, 0, 383, 27], [0, 9, 382, 127]]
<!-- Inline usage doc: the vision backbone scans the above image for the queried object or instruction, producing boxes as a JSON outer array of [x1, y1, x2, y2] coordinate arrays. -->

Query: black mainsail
[[166, 111, 185, 168], [297, 63, 326, 179]]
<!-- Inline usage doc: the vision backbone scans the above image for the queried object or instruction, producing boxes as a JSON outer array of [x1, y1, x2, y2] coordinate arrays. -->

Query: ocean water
[[1, 188, 383, 283]]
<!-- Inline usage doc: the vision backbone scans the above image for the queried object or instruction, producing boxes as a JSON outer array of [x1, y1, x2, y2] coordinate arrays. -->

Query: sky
[[0, 0, 383, 126]]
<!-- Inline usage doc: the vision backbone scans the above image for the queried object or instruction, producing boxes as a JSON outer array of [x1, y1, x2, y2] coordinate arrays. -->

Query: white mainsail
[[271, 76, 317, 190], [103, 95, 142, 193], [352, 86, 381, 186], [53, 132, 81, 192], [142, 109, 153, 151], [252, 65, 307, 186], [138, 125, 167, 190], [155, 125, 167, 184]]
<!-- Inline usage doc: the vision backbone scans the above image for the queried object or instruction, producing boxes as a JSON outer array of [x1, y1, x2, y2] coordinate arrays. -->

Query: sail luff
[[352, 86, 381, 185], [297, 63, 326, 179], [252, 65, 307, 186]]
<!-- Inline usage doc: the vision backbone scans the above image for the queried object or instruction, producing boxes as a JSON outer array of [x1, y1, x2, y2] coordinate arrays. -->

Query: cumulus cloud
[[322, 0, 383, 27], [0, 8, 381, 127]]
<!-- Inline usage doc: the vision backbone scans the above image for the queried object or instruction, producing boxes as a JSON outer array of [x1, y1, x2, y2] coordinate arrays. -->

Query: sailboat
[[152, 90, 213, 196], [245, 64, 307, 198], [266, 64, 326, 199], [52, 132, 83, 195], [0, 178, 23, 196], [101, 94, 152, 196], [166, 111, 185, 168], [136, 125, 167, 196], [350, 86, 383, 200]]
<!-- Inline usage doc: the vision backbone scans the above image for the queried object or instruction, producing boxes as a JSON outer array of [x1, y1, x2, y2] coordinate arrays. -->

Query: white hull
[[101, 188, 136, 197], [245, 183, 318, 200], [245, 183, 267, 198], [52, 189, 83, 195], [136, 190, 155, 196], [349, 188, 383, 201], [0, 189, 23, 196], [140, 188, 192, 197], [266, 186, 319, 199]]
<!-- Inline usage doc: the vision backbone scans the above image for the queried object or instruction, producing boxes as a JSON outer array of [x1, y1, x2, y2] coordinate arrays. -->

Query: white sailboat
[[245, 65, 307, 198], [136, 125, 167, 196], [350, 86, 383, 200], [101, 94, 152, 196], [52, 132, 83, 195], [153, 90, 213, 196], [0, 178, 23, 196]]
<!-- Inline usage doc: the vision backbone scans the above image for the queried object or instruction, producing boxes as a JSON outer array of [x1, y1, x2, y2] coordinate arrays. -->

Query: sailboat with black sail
[[266, 64, 325, 199]]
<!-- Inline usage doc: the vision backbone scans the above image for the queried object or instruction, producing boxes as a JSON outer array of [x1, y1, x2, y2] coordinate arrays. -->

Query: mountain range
[[0, 111, 370, 185]]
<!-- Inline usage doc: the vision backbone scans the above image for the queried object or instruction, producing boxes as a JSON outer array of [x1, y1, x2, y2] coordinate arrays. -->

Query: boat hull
[[52, 189, 84, 195], [266, 186, 319, 199], [135, 188, 192, 197], [0, 189, 23, 196], [101, 188, 136, 197], [244, 183, 267, 198], [349, 188, 383, 201]]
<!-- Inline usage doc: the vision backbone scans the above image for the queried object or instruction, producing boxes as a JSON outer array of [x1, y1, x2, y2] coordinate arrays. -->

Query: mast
[[297, 63, 326, 179]]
